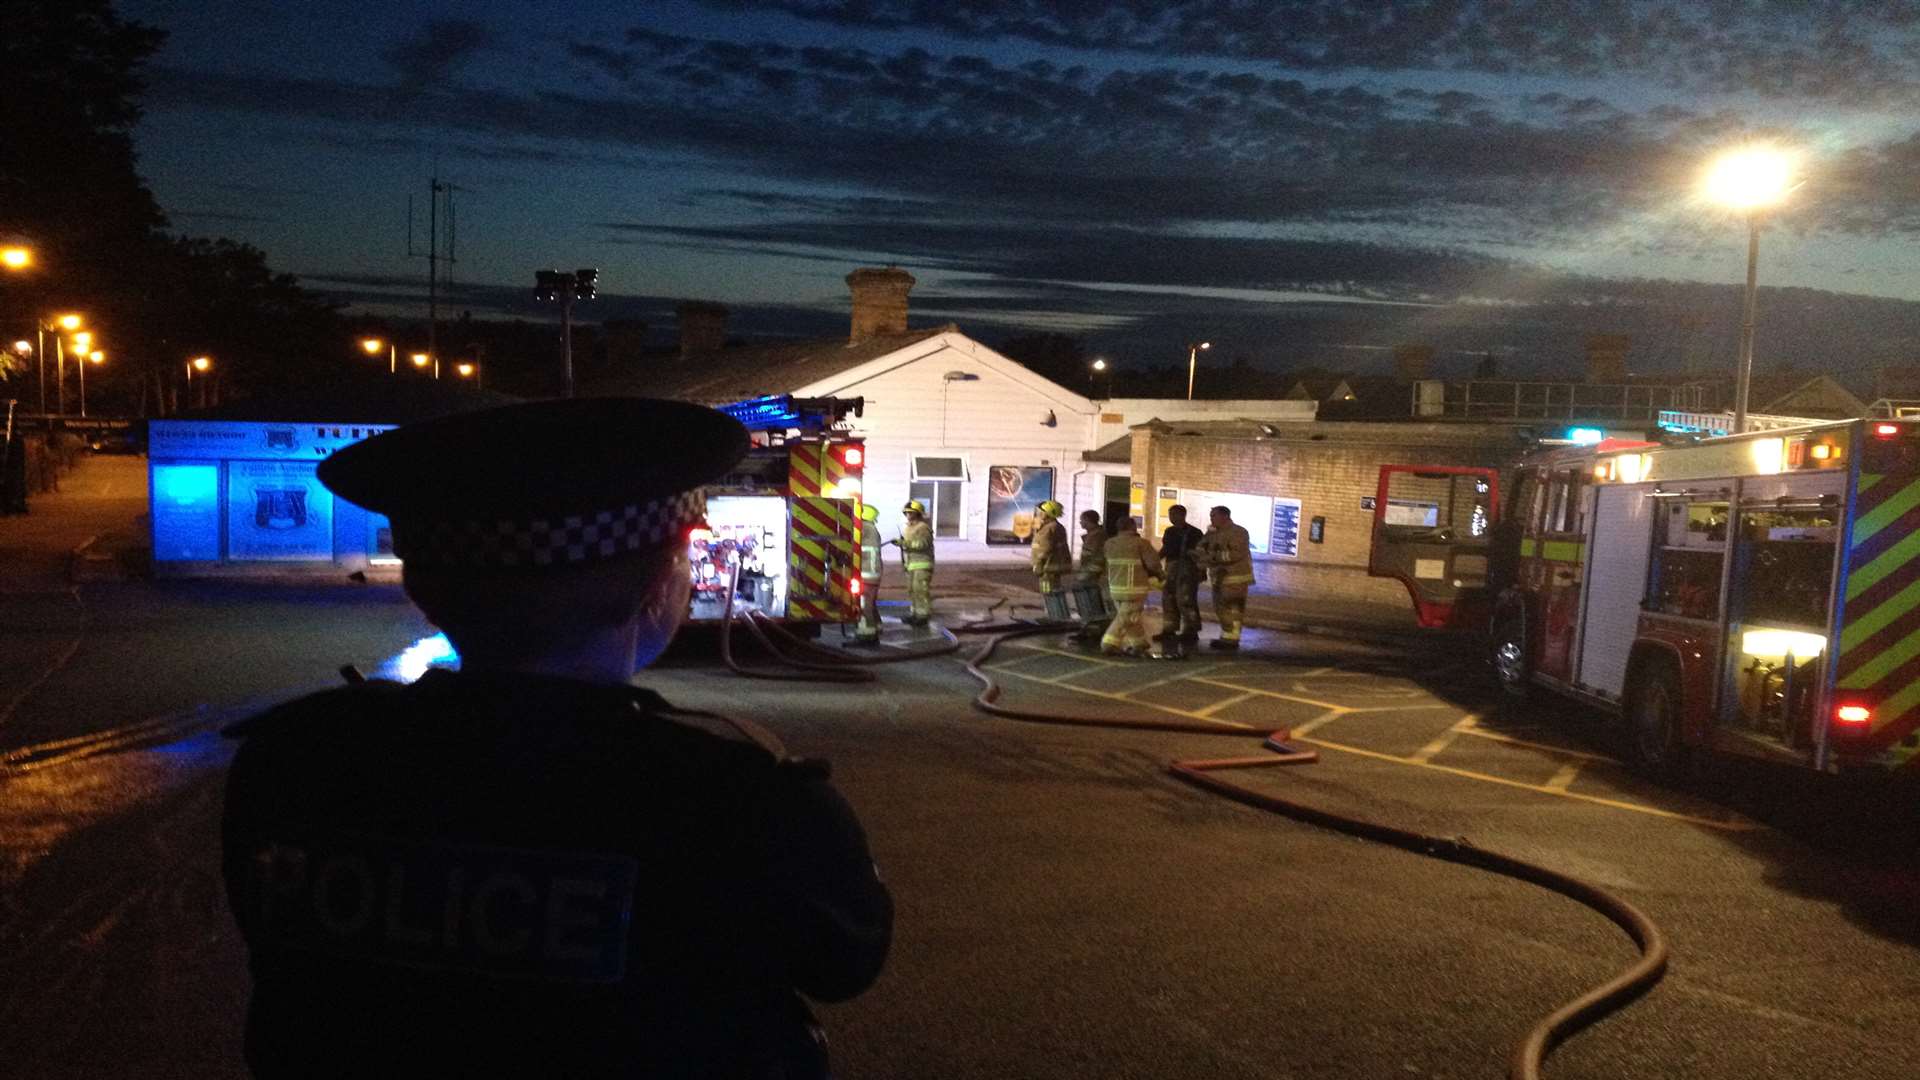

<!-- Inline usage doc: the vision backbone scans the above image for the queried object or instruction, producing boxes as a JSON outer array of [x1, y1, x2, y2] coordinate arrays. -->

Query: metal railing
[[1423, 380, 1716, 421]]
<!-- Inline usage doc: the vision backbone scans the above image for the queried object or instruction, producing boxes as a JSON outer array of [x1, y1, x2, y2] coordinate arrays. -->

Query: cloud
[[382, 18, 491, 88], [729, 1, 1920, 104]]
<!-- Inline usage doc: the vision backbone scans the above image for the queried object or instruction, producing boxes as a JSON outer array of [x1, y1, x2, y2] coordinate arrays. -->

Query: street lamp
[[32, 314, 82, 415], [410, 351, 438, 378], [1, 246, 31, 271], [79, 351, 103, 417], [186, 355, 211, 409], [1703, 144, 1797, 432], [360, 336, 396, 374], [1185, 341, 1211, 401], [1089, 357, 1111, 399]]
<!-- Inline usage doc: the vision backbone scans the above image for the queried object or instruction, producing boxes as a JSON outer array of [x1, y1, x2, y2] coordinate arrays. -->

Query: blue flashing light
[[375, 633, 460, 682], [718, 395, 804, 432], [1567, 426, 1605, 445]]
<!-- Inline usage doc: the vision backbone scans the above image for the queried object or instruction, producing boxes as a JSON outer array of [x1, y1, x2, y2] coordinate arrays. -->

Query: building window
[[911, 456, 966, 481], [909, 480, 964, 538]]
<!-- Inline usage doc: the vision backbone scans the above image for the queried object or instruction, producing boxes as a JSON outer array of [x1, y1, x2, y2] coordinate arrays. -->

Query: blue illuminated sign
[[1567, 427, 1606, 445], [152, 464, 221, 560]]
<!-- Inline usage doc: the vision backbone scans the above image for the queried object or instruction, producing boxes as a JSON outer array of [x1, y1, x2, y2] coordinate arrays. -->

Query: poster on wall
[[227, 460, 334, 561], [1179, 489, 1276, 555], [985, 465, 1056, 545], [1269, 497, 1303, 558]]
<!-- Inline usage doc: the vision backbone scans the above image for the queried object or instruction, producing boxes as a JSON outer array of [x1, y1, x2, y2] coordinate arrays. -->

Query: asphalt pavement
[[1, 459, 1917, 1078]]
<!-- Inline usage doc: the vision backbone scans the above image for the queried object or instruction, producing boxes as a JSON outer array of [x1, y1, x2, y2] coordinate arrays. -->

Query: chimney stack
[[847, 266, 915, 342], [1586, 334, 1630, 384], [1392, 344, 1434, 381], [677, 301, 729, 360]]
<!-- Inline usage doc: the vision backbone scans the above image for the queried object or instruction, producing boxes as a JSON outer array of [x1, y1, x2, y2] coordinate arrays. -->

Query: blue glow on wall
[[151, 464, 221, 560]]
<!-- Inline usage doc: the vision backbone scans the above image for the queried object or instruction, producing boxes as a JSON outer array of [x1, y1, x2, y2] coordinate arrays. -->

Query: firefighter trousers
[[1102, 597, 1152, 653], [856, 583, 882, 641], [1161, 563, 1202, 638], [907, 569, 933, 623], [1211, 578, 1250, 642], [1037, 572, 1071, 622]]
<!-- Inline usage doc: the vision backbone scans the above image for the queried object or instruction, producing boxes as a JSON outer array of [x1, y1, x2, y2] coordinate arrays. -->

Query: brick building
[[1128, 419, 1527, 606]]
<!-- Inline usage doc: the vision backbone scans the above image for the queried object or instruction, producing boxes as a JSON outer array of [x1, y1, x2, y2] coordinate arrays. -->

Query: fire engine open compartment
[[688, 495, 789, 621], [1721, 483, 1843, 748]]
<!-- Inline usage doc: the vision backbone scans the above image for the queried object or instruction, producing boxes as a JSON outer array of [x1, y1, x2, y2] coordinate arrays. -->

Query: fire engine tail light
[[849, 578, 862, 595], [842, 446, 863, 467], [1835, 704, 1873, 726], [1873, 423, 1900, 439]]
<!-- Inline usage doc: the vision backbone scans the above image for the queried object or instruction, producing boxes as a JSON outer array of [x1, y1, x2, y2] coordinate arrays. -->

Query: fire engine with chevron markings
[[1371, 417, 1920, 777], [685, 395, 866, 629]]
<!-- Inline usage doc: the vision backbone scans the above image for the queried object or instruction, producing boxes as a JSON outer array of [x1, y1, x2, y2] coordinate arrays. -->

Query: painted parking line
[[1455, 716, 1618, 764], [983, 649, 1757, 832]]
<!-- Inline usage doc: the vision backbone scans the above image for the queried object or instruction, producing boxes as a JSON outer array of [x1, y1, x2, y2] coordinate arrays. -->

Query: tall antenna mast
[[407, 177, 461, 375]]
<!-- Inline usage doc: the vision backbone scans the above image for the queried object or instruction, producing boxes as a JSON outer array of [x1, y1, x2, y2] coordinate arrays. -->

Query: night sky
[[119, 1, 1920, 380]]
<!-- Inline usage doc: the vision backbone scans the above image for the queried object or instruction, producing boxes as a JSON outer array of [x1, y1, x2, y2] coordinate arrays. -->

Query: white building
[[594, 268, 1313, 559]]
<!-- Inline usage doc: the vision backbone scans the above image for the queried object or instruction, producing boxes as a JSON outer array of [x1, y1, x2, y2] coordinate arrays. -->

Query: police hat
[[319, 398, 748, 571]]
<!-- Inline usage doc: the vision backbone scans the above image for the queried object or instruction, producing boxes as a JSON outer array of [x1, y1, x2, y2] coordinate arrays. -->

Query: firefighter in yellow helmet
[[1202, 505, 1255, 650], [854, 503, 884, 644], [1029, 498, 1072, 622], [1101, 515, 1162, 657], [886, 499, 935, 626]]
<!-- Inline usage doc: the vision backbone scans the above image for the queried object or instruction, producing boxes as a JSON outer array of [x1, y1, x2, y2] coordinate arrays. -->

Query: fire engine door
[[1367, 465, 1500, 629], [1532, 468, 1591, 682], [1574, 483, 1654, 696]]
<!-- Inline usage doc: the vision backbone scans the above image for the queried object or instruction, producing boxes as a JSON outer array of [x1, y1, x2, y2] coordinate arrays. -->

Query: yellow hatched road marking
[[1196, 690, 1261, 717], [1410, 716, 1474, 764], [1453, 720, 1618, 763], [983, 661, 1757, 831], [1543, 762, 1583, 792], [987, 665, 1257, 728]]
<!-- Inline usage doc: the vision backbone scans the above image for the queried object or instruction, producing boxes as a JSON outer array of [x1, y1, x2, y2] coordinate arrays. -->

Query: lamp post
[[1, 246, 31, 272], [186, 355, 211, 410], [1703, 145, 1796, 433], [1185, 341, 1211, 401], [410, 352, 437, 379], [360, 337, 396, 374], [79, 351, 102, 417], [455, 360, 481, 388], [1089, 357, 1111, 399]]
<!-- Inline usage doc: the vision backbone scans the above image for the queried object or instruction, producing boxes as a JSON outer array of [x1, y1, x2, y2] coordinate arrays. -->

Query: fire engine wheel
[[1490, 617, 1530, 699], [1626, 662, 1688, 778]]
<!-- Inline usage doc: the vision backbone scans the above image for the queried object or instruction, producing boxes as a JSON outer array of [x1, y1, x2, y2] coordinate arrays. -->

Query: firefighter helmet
[[1038, 499, 1065, 519], [902, 499, 927, 515], [859, 503, 879, 522]]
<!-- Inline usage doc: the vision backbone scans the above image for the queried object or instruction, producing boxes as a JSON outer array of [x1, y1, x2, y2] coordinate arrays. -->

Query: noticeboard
[[1269, 497, 1303, 558]]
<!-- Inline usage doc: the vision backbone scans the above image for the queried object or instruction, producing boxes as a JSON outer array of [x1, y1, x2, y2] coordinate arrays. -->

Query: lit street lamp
[[186, 355, 211, 409], [1185, 341, 1211, 401], [410, 351, 438, 379], [360, 337, 396, 374], [1, 246, 31, 271], [1089, 356, 1111, 399], [79, 350, 103, 417], [1703, 144, 1797, 432]]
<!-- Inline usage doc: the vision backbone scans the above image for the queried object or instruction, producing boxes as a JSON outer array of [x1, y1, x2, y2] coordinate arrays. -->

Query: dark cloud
[[382, 18, 491, 87], [732, 1, 1920, 104]]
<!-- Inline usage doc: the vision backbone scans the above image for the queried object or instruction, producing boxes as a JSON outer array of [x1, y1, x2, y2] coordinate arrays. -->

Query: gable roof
[[584, 325, 953, 405]]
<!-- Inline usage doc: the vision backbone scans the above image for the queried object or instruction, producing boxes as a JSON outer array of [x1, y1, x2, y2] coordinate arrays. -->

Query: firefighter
[[1030, 498, 1072, 622], [888, 499, 935, 626], [854, 502, 884, 644], [1157, 504, 1205, 653], [220, 398, 891, 1079], [1070, 509, 1110, 640], [1101, 515, 1162, 657], [1202, 504, 1255, 650]]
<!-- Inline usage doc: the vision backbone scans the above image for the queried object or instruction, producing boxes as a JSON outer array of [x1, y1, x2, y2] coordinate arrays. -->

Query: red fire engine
[[1372, 418, 1920, 776], [687, 396, 865, 627]]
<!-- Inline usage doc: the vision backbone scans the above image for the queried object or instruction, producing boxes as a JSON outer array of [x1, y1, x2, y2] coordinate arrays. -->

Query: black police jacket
[[221, 669, 892, 1078]]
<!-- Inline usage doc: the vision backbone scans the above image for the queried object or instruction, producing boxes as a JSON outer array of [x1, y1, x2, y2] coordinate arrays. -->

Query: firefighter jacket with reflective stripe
[[1078, 526, 1107, 576], [899, 520, 934, 571], [1102, 532, 1162, 601], [859, 520, 883, 583], [1030, 517, 1071, 576], [1203, 523, 1255, 586]]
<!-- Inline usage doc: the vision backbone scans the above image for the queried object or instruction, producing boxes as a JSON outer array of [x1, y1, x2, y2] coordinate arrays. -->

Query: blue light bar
[[718, 395, 803, 431], [1567, 426, 1605, 445]]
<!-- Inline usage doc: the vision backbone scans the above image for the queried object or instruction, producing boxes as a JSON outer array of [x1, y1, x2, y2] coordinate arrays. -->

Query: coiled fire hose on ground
[[954, 617, 1670, 1080], [717, 565, 961, 682]]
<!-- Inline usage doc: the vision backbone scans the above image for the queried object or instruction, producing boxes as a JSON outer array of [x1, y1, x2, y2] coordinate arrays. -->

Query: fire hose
[[711, 567, 1669, 1077], [953, 618, 1669, 1080]]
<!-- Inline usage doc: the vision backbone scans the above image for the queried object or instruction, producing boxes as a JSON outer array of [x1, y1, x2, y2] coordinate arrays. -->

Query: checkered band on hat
[[392, 489, 706, 570]]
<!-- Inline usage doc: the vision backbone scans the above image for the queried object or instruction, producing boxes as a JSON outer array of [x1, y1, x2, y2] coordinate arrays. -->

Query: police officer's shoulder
[[221, 679, 409, 742], [629, 688, 832, 779]]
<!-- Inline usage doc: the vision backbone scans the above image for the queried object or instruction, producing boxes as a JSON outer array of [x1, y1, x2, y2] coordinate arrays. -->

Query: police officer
[[1029, 498, 1072, 622], [1157, 504, 1205, 652], [887, 499, 935, 626], [1101, 516, 1162, 657], [854, 502, 884, 644], [1070, 509, 1110, 640], [1203, 504, 1255, 650], [220, 398, 892, 1079]]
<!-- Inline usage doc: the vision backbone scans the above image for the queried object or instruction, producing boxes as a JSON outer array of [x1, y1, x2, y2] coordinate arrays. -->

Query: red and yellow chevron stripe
[[787, 494, 859, 623], [1836, 470, 1920, 768], [787, 441, 851, 498]]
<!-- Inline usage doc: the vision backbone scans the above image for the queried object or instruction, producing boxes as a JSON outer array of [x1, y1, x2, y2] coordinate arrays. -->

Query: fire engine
[[1371, 417, 1920, 776], [686, 395, 866, 628]]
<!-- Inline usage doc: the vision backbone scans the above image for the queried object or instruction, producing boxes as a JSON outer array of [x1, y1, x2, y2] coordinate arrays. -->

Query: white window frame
[[911, 454, 969, 482], [909, 478, 968, 539]]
